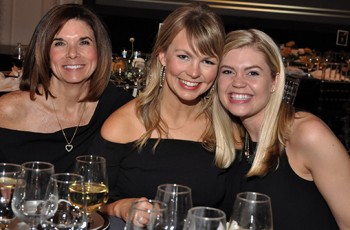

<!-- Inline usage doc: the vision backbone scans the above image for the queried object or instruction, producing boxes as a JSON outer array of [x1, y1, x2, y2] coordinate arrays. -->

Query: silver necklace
[[51, 99, 86, 152]]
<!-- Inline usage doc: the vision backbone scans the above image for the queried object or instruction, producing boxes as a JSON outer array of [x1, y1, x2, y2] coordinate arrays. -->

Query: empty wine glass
[[155, 184, 192, 230], [124, 199, 168, 230], [41, 173, 87, 230], [0, 163, 22, 229], [228, 192, 273, 230], [183, 206, 227, 230], [11, 161, 56, 230], [74, 155, 108, 226]]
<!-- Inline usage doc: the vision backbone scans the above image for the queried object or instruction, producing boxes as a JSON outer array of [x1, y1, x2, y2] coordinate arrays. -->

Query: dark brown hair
[[20, 4, 112, 101]]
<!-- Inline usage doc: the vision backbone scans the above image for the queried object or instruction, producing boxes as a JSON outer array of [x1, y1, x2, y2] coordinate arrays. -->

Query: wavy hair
[[135, 2, 225, 153], [213, 29, 295, 173], [20, 4, 112, 101]]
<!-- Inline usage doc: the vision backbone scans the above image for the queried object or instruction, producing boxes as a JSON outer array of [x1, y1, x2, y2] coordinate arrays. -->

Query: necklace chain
[[51, 99, 86, 152], [243, 131, 255, 164]]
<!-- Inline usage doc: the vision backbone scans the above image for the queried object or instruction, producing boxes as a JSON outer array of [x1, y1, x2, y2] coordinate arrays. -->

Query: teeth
[[180, 79, 199, 87], [64, 65, 83, 69], [230, 94, 251, 100]]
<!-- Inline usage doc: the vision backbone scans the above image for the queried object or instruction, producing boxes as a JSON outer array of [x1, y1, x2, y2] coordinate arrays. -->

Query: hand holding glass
[[124, 199, 168, 230]]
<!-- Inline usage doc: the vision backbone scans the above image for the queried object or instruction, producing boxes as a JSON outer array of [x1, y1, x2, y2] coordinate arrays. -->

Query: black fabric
[[0, 82, 133, 173], [93, 137, 233, 215], [227, 142, 339, 230]]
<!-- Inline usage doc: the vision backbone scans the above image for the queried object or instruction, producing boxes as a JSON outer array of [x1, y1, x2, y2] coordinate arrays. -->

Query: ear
[[271, 72, 279, 93], [158, 51, 166, 66]]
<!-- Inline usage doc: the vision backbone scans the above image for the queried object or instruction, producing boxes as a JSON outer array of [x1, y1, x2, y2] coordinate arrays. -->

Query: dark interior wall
[[84, 0, 350, 55]]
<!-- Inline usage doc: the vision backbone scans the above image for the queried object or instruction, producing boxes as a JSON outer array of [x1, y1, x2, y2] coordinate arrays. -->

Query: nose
[[66, 45, 79, 59], [231, 74, 247, 88], [187, 62, 200, 79]]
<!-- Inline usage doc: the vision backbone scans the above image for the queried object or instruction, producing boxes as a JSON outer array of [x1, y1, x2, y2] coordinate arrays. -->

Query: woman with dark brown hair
[[0, 4, 132, 173]]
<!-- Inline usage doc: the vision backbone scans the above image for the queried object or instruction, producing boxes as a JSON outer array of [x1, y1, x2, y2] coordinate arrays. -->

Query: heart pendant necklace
[[51, 99, 86, 153]]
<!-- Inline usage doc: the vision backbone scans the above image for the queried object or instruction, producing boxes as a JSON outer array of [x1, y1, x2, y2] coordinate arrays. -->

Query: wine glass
[[0, 163, 22, 229], [155, 184, 193, 230], [228, 192, 273, 230], [124, 199, 168, 230], [11, 43, 26, 77], [41, 173, 87, 230], [74, 155, 108, 226], [183, 206, 227, 230], [11, 161, 56, 230]]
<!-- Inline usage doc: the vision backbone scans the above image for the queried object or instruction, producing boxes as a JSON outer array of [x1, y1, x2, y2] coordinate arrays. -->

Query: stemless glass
[[41, 173, 87, 230], [0, 163, 22, 229], [74, 155, 108, 225], [124, 199, 168, 230], [183, 206, 227, 230], [228, 192, 273, 230], [155, 184, 193, 230], [11, 161, 56, 230]]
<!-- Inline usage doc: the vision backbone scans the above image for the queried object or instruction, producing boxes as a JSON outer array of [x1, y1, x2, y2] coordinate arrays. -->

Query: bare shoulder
[[101, 98, 144, 143], [289, 111, 348, 170], [291, 111, 334, 147], [0, 91, 32, 128]]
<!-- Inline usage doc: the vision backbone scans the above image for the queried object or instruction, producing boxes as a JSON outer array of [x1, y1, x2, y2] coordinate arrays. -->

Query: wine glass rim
[[21, 161, 54, 171], [237, 191, 271, 203], [75, 155, 106, 163], [188, 206, 226, 220], [157, 183, 191, 194], [50, 173, 84, 183]]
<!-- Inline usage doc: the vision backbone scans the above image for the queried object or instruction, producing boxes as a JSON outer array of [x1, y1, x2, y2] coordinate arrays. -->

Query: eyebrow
[[52, 36, 93, 41]]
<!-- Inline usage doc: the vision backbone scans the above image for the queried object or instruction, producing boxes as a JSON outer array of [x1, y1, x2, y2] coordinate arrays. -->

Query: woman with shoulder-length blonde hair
[[214, 29, 350, 229], [97, 2, 232, 224]]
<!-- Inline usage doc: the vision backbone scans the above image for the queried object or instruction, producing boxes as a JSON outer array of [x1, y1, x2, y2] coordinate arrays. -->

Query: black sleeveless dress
[[91, 137, 231, 213], [227, 141, 339, 230], [0, 82, 133, 173]]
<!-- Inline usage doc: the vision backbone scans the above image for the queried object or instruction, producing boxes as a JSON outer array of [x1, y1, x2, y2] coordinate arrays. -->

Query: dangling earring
[[160, 65, 166, 88], [205, 85, 215, 100]]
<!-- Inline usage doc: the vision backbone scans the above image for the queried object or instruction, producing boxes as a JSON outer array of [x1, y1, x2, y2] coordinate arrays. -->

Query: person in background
[[94, 2, 230, 222], [213, 29, 350, 229], [0, 4, 132, 173]]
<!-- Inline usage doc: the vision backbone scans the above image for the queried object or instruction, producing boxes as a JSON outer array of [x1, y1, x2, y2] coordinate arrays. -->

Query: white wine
[[0, 177, 17, 224], [69, 182, 108, 214]]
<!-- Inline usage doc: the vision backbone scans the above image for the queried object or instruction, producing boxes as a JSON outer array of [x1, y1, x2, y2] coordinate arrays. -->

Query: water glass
[[11, 161, 56, 230], [155, 184, 192, 230], [183, 206, 227, 230], [124, 199, 168, 230], [41, 173, 87, 230], [228, 192, 273, 230]]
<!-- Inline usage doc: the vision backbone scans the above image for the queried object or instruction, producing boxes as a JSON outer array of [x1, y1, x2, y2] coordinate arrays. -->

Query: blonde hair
[[135, 3, 225, 153], [214, 29, 295, 174]]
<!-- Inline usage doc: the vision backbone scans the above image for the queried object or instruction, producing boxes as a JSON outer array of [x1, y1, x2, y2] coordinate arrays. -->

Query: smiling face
[[158, 29, 219, 104], [218, 46, 277, 124], [49, 19, 97, 84]]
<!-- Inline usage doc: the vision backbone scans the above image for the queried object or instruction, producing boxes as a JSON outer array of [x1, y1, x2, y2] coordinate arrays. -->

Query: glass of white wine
[[183, 206, 227, 230], [74, 155, 108, 226], [0, 163, 22, 229], [11, 161, 56, 230]]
